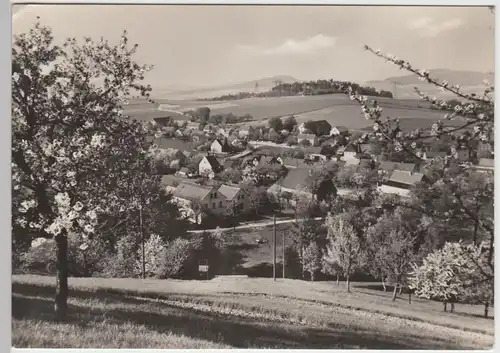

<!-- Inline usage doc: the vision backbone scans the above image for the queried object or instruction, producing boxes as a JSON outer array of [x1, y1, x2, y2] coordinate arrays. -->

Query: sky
[[12, 4, 495, 90]]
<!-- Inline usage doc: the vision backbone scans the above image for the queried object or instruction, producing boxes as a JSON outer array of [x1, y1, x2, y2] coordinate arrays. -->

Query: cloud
[[236, 34, 336, 56], [408, 17, 463, 37]]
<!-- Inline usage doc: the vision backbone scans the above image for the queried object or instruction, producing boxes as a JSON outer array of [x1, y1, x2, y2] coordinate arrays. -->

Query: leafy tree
[[195, 107, 211, 123], [409, 241, 493, 316], [268, 117, 284, 132], [135, 233, 165, 278], [365, 221, 417, 301], [283, 116, 298, 132], [322, 253, 342, 286], [303, 242, 322, 281], [12, 21, 159, 318], [160, 237, 192, 278], [323, 214, 362, 292]]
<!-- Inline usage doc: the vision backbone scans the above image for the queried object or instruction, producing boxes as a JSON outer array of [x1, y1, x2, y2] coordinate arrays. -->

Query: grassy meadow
[[140, 94, 467, 133], [12, 275, 494, 349]]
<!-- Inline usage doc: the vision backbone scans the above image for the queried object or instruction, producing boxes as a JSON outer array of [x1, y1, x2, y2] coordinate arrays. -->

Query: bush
[[160, 237, 192, 278]]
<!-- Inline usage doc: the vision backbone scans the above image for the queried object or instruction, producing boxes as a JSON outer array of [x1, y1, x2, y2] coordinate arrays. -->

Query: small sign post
[[198, 259, 209, 280]]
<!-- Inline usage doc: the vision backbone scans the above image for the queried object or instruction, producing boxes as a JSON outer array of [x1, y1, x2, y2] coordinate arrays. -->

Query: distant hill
[[365, 69, 494, 100], [152, 75, 298, 100], [368, 69, 494, 86]]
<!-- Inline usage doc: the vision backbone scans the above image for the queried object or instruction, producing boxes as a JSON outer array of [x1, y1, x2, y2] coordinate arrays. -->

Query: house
[[171, 182, 228, 222], [152, 117, 172, 127], [210, 138, 232, 153], [451, 146, 470, 162], [378, 170, 424, 197], [218, 184, 250, 215], [199, 155, 223, 178], [378, 161, 417, 174], [280, 157, 320, 169], [304, 146, 327, 162], [358, 143, 372, 155], [269, 168, 336, 203], [203, 124, 217, 134], [473, 158, 494, 173], [423, 151, 448, 161], [269, 168, 314, 199], [253, 155, 281, 168], [330, 125, 349, 136], [176, 167, 190, 178], [174, 129, 184, 138], [298, 122, 309, 134], [298, 134, 319, 146], [342, 144, 359, 161], [298, 120, 332, 136]]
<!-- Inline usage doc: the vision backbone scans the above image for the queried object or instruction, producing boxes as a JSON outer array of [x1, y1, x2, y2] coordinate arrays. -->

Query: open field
[[143, 94, 467, 132], [12, 275, 494, 349]]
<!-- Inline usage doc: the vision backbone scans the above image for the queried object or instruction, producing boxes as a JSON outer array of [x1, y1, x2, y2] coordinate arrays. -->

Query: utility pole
[[282, 230, 286, 280], [273, 214, 277, 281], [140, 203, 145, 279]]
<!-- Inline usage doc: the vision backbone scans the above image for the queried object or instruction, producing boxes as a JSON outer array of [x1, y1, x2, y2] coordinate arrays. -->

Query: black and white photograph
[[10, 2, 495, 349]]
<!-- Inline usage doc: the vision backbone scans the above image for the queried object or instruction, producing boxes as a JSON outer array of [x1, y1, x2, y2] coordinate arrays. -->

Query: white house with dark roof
[[210, 138, 232, 153], [171, 181, 228, 222], [199, 155, 223, 179], [378, 161, 417, 174], [378, 170, 424, 197], [330, 125, 349, 136]]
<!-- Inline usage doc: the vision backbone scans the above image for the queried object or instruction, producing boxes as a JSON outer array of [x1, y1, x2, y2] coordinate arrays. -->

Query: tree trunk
[[336, 274, 339, 286], [392, 283, 398, 302], [381, 279, 387, 292], [398, 284, 404, 295], [54, 234, 69, 320], [346, 275, 351, 293], [408, 291, 412, 304], [450, 302, 455, 313], [310, 271, 314, 282], [484, 302, 489, 318], [443, 302, 447, 312]]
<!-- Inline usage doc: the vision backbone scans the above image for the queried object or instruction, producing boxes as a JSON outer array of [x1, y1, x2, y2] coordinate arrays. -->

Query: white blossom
[[73, 201, 84, 212]]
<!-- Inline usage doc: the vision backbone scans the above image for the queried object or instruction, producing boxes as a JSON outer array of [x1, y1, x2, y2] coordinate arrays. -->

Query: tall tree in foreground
[[323, 213, 362, 292], [12, 20, 157, 318]]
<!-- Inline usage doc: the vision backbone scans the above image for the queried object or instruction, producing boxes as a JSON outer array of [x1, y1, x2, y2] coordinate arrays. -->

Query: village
[[130, 99, 495, 229]]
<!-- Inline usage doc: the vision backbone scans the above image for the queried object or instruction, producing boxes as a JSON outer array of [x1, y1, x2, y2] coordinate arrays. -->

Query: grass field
[[144, 94, 467, 133], [12, 275, 494, 349]]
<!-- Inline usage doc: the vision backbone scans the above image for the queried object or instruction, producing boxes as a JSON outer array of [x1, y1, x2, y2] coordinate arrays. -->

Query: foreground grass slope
[[12, 275, 494, 349]]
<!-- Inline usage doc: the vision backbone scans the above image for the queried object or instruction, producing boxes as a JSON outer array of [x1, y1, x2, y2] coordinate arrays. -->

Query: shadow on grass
[[12, 282, 465, 349]]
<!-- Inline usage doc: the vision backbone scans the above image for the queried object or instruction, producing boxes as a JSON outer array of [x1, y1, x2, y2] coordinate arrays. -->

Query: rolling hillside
[[366, 69, 494, 100]]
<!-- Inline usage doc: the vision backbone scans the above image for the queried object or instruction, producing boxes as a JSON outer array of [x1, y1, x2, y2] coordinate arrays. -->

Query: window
[[219, 201, 223, 208], [212, 203, 216, 209]]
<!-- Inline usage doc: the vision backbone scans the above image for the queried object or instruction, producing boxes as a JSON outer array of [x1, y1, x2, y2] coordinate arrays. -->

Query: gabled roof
[[203, 155, 222, 170], [379, 161, 417, 173], [278, 168, 312, 190], [307, 120, 332, 129], [358, 144, 371, 153], [424, 151, 448, 159], [388, 170, 424, 186], [172, 182, 215, 201], [178, 167, 190, 174], [218, 184, 241, 200], [478, 158, 494, 168]]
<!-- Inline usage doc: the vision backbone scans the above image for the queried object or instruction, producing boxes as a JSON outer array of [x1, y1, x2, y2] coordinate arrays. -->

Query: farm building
[[378, 170, 425, 197], [298, 120, 332, 136]]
